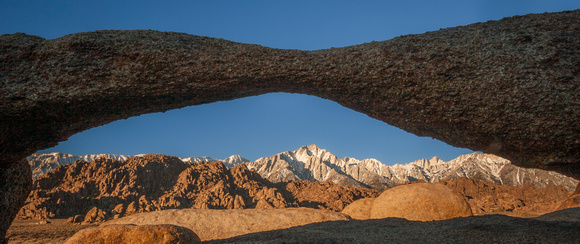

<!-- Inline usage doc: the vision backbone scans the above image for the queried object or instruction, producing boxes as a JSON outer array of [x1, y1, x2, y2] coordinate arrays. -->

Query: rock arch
[[0, 10, 578, 242]]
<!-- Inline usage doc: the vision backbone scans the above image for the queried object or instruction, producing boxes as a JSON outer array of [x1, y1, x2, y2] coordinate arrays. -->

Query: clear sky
[[1, 1, 578, 164]]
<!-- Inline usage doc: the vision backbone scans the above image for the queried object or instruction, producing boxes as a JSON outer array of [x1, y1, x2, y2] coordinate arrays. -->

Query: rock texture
[[341, 198, 375, 220], [16, 155, 377, 221], [101, 208, 350, 241], [369, 183, 473, 221], [207, 214, 580, 244], [557, 182, 580, 210], [441, 177, 572, 215], [535, 207, 580, 222], [64, 224, 200, 244], [342, 178, 574, 220], [1, 10, 579, 241]]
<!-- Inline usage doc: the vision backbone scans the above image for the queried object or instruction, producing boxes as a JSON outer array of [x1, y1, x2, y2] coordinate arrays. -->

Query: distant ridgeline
[[29, 144, 578, 191]]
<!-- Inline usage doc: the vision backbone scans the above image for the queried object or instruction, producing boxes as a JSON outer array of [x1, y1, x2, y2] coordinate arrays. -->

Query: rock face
[[248, 145, 578, 191], [440, 177, 572, 215], [341, 198, 375, 220], [557, 183, 580, 210], [64, 224, 200, 244], [16, 155, 377, 221], [342, 178, 574, 220], [369, 183, 473, 221], [101, 208, 349, 241], [1, 10, 579, 241]]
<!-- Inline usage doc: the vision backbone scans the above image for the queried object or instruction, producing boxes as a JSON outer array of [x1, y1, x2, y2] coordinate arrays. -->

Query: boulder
[[370, 183, 472, 221], [83, 207, 107, 224], [64, 224, 200, 244], [67, 215, 83, 224], [341, 198, 375, 220], [101, 208, 349, 241]]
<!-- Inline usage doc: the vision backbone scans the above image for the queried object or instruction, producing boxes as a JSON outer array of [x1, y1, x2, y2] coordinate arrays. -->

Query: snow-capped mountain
[[28, 152, 250, 180], [28, 146, 577, 191], [180, 155, 250, 168], [27, 153, 132, 180], [247, 145, 578, 191]]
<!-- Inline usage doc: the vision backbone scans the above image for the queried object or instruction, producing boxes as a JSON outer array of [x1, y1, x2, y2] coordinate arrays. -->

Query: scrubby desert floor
[[7, 211, 580, 244], [6, 219, 97, 244]]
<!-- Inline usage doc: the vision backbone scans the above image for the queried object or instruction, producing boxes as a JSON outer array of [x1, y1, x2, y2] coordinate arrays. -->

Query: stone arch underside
[[0, 10, 578, 242]]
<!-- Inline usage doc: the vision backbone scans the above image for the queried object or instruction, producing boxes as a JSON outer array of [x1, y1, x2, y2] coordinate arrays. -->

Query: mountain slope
[[29, 145, 578, 191], [248, 145, 578, 191], [28, 153, 250, 180], [19, 155, 378, 221]]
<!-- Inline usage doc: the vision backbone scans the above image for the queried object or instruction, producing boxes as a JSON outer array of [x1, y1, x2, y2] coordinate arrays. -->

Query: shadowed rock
[[1, 10, 579, 242]]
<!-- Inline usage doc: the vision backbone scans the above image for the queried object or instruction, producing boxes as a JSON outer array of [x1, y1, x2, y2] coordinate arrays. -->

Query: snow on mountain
[[28, 146, 577, 191], [29, 153, 250, 180], [247, 145, 578, 191], [27, 153, 131, 180], [180, 155, 250, 168]]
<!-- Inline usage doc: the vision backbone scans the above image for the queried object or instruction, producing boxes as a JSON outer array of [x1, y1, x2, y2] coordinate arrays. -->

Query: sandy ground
[[5, 212, 576, 243], [6, 219, 98, 244]]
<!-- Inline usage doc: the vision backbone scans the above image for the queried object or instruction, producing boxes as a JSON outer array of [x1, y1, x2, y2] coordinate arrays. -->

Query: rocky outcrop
[[16, 155, 376, 221], [64, 224, 200, 244], [1, 10, 579, 241], [441, 177, 571, 215], [369, 183, 473, 221], [557, 183, 580, 210], [101, 208, 349, 241], [283, 180, 379, 212]]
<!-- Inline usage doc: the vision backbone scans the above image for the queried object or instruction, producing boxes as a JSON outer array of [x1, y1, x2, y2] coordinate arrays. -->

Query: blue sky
[[1, 1, 578, 164]]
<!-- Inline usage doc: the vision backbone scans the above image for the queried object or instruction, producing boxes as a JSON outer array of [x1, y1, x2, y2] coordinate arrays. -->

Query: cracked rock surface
[[0, 10, 578, 242]]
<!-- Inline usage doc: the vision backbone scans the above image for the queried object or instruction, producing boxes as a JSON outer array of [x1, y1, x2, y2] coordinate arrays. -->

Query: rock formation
[[440, 177, 572, 215], [64, 224, 200, 244], [341, 197, 375, 220], [369, 183, 473, 221], [557, 182, 580, 210], [205, 214, 580, 243], [16, 155, 377, 221], [1, 10, 578, 241], [343, 178, 573, 220], [101, 208, 350, 241]]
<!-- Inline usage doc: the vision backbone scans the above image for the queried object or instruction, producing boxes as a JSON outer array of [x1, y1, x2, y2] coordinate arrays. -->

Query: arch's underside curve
[[2, 10, 579, 176], [0, 9, 579, 241]]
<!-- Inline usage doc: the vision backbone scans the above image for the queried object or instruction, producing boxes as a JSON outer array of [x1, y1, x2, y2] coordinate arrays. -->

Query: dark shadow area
[[205, 213, 580, 243]]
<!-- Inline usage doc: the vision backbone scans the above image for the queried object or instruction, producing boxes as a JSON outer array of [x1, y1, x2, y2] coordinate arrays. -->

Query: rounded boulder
[[64, 224, 200, 244], [370, 183, 472, 221]]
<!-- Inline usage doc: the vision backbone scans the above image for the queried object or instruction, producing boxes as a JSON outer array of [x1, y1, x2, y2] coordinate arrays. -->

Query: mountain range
[[28, 145, 578, 191]]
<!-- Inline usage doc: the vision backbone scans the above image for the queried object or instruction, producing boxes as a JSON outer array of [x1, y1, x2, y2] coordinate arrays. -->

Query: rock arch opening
[[1, 10, 578, 241], [35, 92, 474, 164]]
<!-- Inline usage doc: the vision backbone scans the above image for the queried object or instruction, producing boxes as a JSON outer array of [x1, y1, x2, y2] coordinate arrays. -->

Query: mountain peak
[[303, 144, 321, 151]]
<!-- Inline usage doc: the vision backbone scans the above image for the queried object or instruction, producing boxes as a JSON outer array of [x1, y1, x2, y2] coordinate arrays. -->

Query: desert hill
[[17, 154, 378, 222]]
